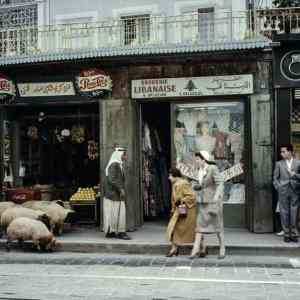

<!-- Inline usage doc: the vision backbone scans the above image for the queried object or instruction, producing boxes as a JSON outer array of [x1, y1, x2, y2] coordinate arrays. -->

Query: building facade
[[0, 0, 275, 232]]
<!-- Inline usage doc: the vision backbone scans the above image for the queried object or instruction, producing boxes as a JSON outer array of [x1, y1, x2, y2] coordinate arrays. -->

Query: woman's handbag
[[178, 203, 187, 217]]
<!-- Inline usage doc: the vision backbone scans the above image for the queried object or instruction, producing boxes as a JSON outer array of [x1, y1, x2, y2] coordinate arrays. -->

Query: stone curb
[[1, 240, 300, 257], [0, 253, 296, 269]]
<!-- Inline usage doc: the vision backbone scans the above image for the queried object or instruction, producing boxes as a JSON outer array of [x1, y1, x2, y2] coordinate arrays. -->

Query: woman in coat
[[166, 167, 196, 257], [190, 150, 225, 259], [103, 147, 131, 240]]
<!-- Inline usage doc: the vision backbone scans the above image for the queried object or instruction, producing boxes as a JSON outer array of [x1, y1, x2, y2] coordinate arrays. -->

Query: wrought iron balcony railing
[[0, 10, 266, 58], [256, 7, 300, 36]]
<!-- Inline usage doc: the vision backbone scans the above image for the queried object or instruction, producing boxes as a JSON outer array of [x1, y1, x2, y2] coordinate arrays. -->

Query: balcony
[[256, 7, 300, 37], [0, 10, 270, 65]]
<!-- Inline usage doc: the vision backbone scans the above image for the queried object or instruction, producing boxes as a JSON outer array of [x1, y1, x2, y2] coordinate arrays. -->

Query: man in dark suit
[[273, 144, 300, 242]]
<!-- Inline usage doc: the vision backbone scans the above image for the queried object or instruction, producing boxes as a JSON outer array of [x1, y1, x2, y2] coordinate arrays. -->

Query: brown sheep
[[6, 217, 56, 252]]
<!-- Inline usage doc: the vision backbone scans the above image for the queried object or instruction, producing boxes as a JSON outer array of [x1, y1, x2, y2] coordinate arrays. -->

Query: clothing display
[[227, 133, 243, 164], [227, 183, 245, 204], [194, 134, 216, 157], [212, 131, 228, 159], [175, 102, 245, 204], [142, 122, 170, 217]]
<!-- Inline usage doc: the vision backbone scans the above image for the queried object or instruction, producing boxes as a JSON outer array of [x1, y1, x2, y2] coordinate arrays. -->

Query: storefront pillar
[[275, 88, 292, 150], [99, 98, 142, 231], [250, 93, 273, 232]]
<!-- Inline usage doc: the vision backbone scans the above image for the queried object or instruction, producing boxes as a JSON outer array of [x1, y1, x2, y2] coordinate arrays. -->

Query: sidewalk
[[2, 222, 299, 256]]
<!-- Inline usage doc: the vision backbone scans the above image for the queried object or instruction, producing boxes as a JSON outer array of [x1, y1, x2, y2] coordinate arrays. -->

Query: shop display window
[[19, 106, 100, 201], [174, 101, 245, 204]]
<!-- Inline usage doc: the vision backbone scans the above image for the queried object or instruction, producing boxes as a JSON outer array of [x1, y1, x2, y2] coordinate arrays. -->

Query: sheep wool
[[6, 217, 56, 252], [0, 201, 16, 218], [22, 201, 73, 235], [42, 203, 74, 235], [0, 206, 48, 229]]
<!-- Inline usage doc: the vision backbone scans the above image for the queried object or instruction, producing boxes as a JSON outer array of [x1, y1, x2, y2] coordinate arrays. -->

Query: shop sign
[[280, 50, 300, 83], [177, 162, 243, 182], [0, 74, 16, 103], [76, 68, 112, 98], [132, 74, 253, 99], [18, 82, 75, 97]]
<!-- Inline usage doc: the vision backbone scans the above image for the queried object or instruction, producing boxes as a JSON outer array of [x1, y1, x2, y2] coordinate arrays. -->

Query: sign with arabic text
[[176, 162, 243, 182], [132, 74, 253, 99], [18, 82, 75, 97]]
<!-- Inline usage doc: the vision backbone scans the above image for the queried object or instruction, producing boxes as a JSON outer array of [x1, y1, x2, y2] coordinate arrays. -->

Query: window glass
[[122, 15, 150, 45], [198, 7, 214, 42], [174, 102, 245, 204]]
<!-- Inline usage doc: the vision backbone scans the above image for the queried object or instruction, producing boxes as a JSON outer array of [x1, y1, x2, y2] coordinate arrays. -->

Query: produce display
[[70, 187, 96, 201]]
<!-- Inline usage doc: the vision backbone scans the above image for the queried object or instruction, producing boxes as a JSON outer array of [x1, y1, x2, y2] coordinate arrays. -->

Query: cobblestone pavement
[[0, 252, 300, 300]]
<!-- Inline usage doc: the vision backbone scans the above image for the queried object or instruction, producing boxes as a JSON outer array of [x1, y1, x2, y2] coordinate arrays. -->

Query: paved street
[[0, 252, 300, 300]]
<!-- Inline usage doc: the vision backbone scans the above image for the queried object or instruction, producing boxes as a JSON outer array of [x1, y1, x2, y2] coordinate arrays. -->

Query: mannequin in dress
[[195, 121, 216, 158]]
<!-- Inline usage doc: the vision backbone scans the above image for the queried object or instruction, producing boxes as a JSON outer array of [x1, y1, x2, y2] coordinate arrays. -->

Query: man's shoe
[[276, 230, 284, 236], [105, 232, 116, 238], [284, 236, 291, 243], [290, 237, 299, 243], [117, 232, 131, 240]]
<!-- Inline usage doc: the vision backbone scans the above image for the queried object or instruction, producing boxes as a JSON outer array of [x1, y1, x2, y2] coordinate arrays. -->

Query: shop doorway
[[140, 102, 171, 221], [15, 104, 100, 209]]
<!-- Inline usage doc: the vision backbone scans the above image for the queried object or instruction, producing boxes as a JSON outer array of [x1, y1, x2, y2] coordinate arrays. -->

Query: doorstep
[[0, 222, 300, 256]]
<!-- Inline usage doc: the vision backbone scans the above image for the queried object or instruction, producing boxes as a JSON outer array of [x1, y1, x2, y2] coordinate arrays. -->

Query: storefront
[[273, 34, 300, 157], [132, 75, 252, 228], [0, 49, 274, 233], [272, 34, 300, 232], [0, 67, 112, 225]]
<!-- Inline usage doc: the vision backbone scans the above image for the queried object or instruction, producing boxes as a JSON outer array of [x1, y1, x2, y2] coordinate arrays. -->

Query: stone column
[[99, 98, 142, 231]]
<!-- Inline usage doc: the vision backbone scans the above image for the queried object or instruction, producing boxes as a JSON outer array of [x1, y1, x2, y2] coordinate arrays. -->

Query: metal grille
[[121, 15, 150, 45], [0, 2, 37, 55], [0, 4, 37, 28], [295, 88, 300, 100], [0, 0, 35, 7]]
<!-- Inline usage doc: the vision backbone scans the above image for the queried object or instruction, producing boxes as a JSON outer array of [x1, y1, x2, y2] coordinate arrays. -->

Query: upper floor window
[[198, 7, 214, 42], [121, 15, 150, 45]]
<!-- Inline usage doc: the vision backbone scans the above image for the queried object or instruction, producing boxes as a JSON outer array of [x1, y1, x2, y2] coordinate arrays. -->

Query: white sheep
[[6, 217, 56, 252], [39, 203, 74, 235], [0, 201, 16, 217], [22, 200, 64, 209], [22, 201, 74, 235], [0, 201, 16, 237], [0, 206, 50, 231]]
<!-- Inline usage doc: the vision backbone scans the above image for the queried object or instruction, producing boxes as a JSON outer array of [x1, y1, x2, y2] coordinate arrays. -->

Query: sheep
[[0, 201, 16, 218], [22, 200, 64, 209], [6, 217, 56, 252], [0, 206, 50, 232], [22, 201, 74, 235], [38, 203, 74, 235], [0, 202, 16, 237]]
